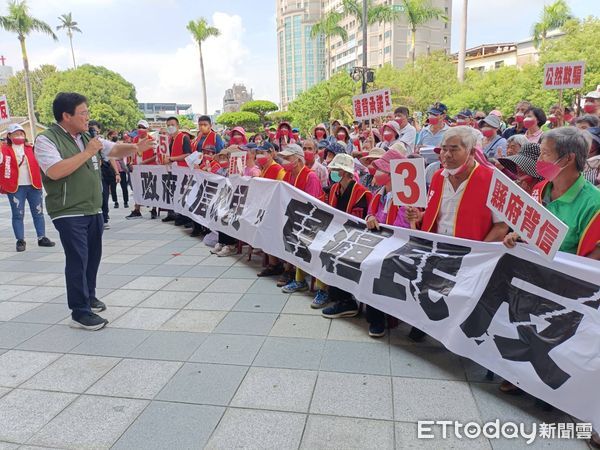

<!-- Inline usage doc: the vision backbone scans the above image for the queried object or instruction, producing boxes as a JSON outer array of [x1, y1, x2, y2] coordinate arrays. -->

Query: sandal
[[257, 264, 284, 277], [499, 380, 524, 395]]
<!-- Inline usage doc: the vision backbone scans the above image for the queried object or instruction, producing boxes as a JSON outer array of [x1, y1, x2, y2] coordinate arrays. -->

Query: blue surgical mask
[[330, 171, 342, 183]]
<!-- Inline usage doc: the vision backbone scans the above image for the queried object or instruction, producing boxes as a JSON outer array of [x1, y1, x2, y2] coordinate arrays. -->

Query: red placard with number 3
[[390, 158, 427, 207]]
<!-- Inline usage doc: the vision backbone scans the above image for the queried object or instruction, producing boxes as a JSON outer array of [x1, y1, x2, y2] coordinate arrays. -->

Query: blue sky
[[0, 0, 597, 114]]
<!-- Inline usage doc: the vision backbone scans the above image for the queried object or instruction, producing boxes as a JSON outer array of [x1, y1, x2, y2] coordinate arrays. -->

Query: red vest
[[0, 144, 42, 193], [421, 163, 494, 241], [283, 166, 325, 201], [133, 136, 156, 165], [169, 132, 190, 167], [531, 180, 600, 257], [261, 161, 285, 180], [329, 181, 372, 218], [191, 130, 217, 151], [368, 191, 399, 225]]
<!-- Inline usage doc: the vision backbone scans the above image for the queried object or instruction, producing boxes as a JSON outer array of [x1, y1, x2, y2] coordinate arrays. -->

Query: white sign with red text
[[352, 89, 392, 121], [0, 95, 10, 125], [543, 61, 585, 90], [156, 134, 169, 164], [390, 158, 427, 208], [228, 151, 246, 176], [486, 169, 568, 260]]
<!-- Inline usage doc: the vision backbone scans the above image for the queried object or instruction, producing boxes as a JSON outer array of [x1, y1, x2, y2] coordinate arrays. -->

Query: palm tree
[[0, 0, 57, 138], [532, 0, 572, 49], [311, 11, 347, 79], [187, 18, 220, 115], [400, 0, 448, 64], [56, 12, 81, 69]]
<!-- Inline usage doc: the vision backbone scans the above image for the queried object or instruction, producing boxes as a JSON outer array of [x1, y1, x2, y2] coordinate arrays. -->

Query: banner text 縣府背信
[[132, 164, 600, 429]]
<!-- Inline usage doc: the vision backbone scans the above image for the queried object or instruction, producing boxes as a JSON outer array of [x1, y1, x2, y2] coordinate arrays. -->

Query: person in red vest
[[191, 115, 225, 153], [321, 153, 373, 319], [255, 142, 287, 277], [278, 144, 329, 306], [406, 126, 509, 341], [161, 116, 193, 224], [0, 124, 55, 252], [364, 149, 412, 337], [126, 119, 158, 220]]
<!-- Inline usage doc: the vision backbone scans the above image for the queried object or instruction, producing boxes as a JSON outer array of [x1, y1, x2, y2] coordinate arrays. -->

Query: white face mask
[[167, 126, 177, 135]]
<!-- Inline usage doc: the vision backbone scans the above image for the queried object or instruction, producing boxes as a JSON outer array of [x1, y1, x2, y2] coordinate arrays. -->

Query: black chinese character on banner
[[209, 184, 233, 222], [179, 174, 197, 209], [220, 185, 248, 230], [460, 254, 600, 389], [320, 219, 392, 283], [283, 199, 334, 263], [141, 172, 159, 201], [255, 209, 266, 225], [188, 179, 219, 218], [372, 236, 471, 321], [161, 172, 178, 205]]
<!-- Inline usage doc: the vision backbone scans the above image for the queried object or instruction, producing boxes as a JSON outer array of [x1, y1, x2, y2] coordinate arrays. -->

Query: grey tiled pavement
[[0, 196, 591, 449]]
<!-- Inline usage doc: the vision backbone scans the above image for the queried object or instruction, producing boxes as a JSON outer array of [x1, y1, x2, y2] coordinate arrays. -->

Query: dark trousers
[[218, 231, 237, 245], [101, 175, 111, 223], [366, 305, 385, 328], [53, 214, 103, 319], [329, 286, 357, 307], [110, 171, 129, 204]]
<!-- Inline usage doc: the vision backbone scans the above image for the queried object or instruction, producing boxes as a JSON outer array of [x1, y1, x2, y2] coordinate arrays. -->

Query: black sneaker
[[368, 323, 386, 338], [322, 301, 359, 319], [16, 240, 26, 252], [150, 208, 158, 219], [90, 297, 107, 312], [124, 202, 129, 208], [70, 312, 108, 331], [114, 202, 119, 208], [162, 214, 176, 223], [37, 237, 56, 247], [126, 210, 142, 220], [408, 327, 426, 342]]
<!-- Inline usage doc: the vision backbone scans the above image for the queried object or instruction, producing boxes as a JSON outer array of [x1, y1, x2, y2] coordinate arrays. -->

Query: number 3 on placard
[[394, 161, 420, 204]]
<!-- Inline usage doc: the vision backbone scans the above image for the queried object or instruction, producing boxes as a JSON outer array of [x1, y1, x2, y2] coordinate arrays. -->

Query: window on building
[[384, 30, 391, 38], [495, 60, 505, 69], [384, 46, 391, 54], [379, 34, 382, 41]]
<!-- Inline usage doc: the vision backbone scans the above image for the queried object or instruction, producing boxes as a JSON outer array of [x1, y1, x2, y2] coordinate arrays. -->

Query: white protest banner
[[185, 151, 202, 169], [487, 169, 568, 260], [390, 158, 427, 207], [0, 95, 11, 125], [156, 134, 169, 164], [543, 61, 585, 90], [131, 164, 600, 429], [228, 151, 246, 176], [352, 89, 392, 121]]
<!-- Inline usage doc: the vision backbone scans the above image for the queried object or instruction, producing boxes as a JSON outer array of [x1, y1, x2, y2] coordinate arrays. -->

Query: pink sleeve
[[305, 172, 323, 198]]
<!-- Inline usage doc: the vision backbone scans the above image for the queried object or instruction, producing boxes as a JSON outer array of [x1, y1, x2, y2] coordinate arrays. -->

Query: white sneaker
[[216, 245, 238, 257], [210, 243, 224, 254]]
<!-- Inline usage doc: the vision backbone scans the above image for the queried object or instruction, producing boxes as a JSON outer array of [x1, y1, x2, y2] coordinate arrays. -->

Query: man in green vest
[[34, 92, 154, 330]]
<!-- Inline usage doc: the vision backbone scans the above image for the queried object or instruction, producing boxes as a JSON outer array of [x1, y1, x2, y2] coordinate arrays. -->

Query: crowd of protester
[[1, 91, 600, 445]]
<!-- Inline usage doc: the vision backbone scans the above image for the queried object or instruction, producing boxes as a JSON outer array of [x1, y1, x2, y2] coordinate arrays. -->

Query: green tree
[[0, 64, 57, 117], [216, 111, 260, 130], [56, 12, 82, 69], [240, 100, 278, 124], [187, 18, 220, 115], [266, 111, 294, 124], [176, 115, 196, 130], [0, 0, 58, 137], [399, 0, 448, 64], [311, 11, 347, 79], [532, 0, 572, 49], [36, 64, 142, 130]]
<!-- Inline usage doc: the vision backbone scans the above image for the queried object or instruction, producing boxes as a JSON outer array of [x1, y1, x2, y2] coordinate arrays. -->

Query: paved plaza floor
[[0, 195, 592, 449]]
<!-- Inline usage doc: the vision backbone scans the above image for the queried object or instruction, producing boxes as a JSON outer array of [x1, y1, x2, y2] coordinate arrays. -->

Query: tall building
[[276, 0, 451, 108], [223, 83, 253, 113], [0, 55, 14, 86], [276, 0, 326, 109]]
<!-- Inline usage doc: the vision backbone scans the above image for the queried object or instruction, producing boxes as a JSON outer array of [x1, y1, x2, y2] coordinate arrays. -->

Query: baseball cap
[[479, 114, 502, 129], [456, 109, 473, 118], [427, 103, 448, 115], [7, 123, 25, 134], [279, 143, 304, 159], [137, 119, 150, 129], [257, 142, 274, 152], [584, 91, 600, 100], [328, 153, 354, 174]]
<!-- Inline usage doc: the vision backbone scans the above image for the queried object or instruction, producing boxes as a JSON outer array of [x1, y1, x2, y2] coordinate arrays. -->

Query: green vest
[[40, 124, 103, 219]]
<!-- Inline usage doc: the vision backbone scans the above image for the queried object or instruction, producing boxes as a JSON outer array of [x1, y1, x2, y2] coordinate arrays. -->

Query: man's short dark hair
[[166, 116, 179, 124], [88, 120, 101, 130], [53, 92, 88, 123], [198, 115, 211, 124], [394, 106, 410, 117]]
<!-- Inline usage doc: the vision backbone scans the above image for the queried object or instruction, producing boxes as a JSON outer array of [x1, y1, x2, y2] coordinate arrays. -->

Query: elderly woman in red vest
[[0, 124, 55, 252], [406, 126, 509, 341]]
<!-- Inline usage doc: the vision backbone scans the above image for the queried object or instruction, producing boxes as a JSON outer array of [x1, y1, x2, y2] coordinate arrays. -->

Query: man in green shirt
[[35, 92, 153, 330]]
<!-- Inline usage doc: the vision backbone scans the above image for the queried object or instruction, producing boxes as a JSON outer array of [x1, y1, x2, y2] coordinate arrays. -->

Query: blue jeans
[[6, 185, 46, 240], [53, 214, 104, 319]]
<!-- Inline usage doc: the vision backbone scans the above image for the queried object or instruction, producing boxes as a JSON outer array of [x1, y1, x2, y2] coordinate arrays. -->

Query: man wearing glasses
[[34, 92, 154, 330]]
